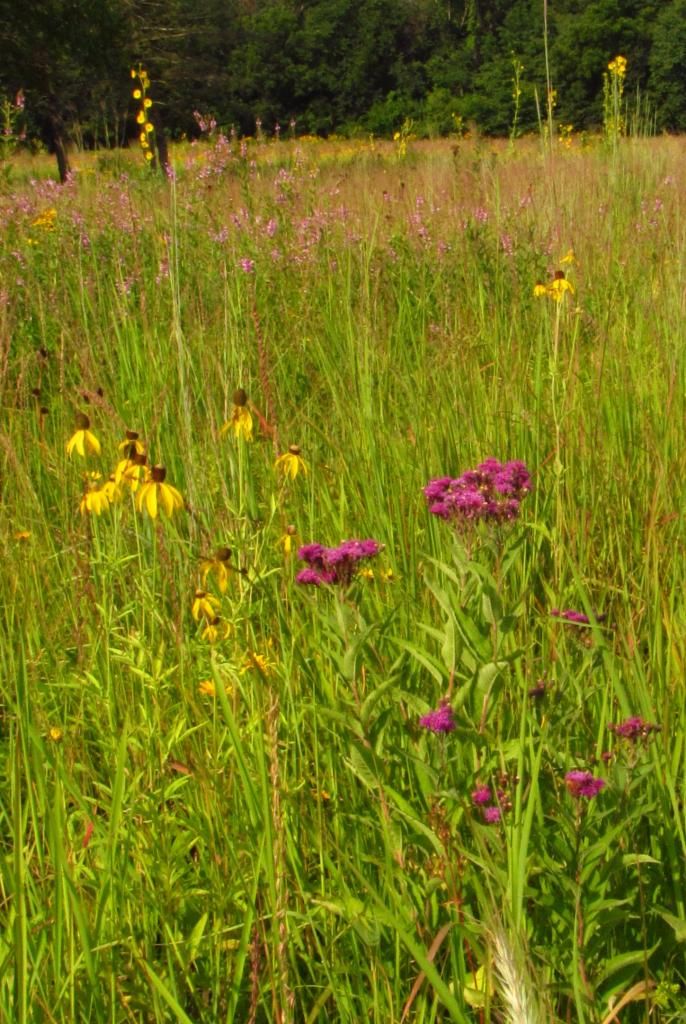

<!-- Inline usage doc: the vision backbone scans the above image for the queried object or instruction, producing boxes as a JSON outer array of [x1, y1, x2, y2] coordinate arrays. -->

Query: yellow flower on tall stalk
[[221, 388, 253, 441], [241, 651, 275, 677], [67, 413, 101, 458], [118, 429, 146, 455], [192, 590, 220, 622], [608, 55, 627, 78], [115, 450, 148, 492], [80, 474, 116, 515], [533, 270, 575, 302], [277, 525, 297, 557], [202, 616, 230, 644], [275, 444, 307, 480], [135, 465, 184, 518], [198, 679, 216, 698], [200, 547, 233, 593]]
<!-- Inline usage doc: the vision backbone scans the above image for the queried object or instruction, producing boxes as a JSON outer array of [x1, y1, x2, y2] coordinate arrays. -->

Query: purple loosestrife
[[296, 538, 381, 587], [564, 771, 605, 799], [424, 459, 531, 527], [419, 701, 456, 734]]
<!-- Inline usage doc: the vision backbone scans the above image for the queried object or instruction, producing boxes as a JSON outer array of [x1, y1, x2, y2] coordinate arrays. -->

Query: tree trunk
[[48, 114, 71, 183]]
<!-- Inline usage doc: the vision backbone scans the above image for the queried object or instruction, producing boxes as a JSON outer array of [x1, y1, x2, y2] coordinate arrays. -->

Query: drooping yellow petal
[[145, 483, 158, 518], [85, 430, 101, 455]]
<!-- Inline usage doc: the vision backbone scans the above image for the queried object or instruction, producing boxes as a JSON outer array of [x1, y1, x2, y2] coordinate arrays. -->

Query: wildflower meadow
[[2, 126, 686, 1023]]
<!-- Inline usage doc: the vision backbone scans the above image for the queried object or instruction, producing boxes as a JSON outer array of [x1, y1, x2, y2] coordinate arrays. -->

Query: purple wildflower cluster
[[419, 701, 456, 734], [564, 770, 605, 799], [551, 608, 607, 625], [608, 716, 659, 742], [424, 459, 531, 526], [296, 539, 381, 587], [471, 785, 506, 824]]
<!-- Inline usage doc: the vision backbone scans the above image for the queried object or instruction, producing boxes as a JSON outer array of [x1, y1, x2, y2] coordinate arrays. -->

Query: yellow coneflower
[[548, 270, 575, 301], [135, 465, 184, 518], [192, 589, 221, 622], [241, 651, 275, 677], [201, 616, 230, 644], [560, 249, 575, 265], [200, 546, 233, 593], [80, 482, 111, 516], [277, 525, 297, 557], [533, 282, 549, 298], [67, 413, 101, 458], [275, 444, 307, 480], [115, 450, 148, 492], [220, 388, 253, 441]]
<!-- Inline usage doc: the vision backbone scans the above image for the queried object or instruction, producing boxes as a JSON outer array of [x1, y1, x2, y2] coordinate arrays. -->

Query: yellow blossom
[[608, 55, 627, 77], [198, 679, 216, 698], [80, 480, 112, 516], [560, 249, 576, 265], [192, 589, 221, 622], [130, 68, 137, 79], [145, 151, 154, 162], [136, 110, 145, 125], [275, 444, 308, 480], [31, 207, 57, 231], [277, 525, 297, 557], [202, 616, 230, 644], [67, 413, 101, 458], [533, 282, 549, 298], [14, 530, 31, 541], [548, 271, 575, 301], [200, 547, 233, 593], [135, 465, 184, 518], [114, 451, 148, 492], [241, 651, 275, 677], [143, 98, 152, 109], [221, 388, 253, 441], [49, 727, 63, 743], [145, 123, 154, 133], [132, 88, 142, 99]]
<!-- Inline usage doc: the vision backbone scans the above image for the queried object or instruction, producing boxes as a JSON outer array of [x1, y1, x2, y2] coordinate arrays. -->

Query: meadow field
[[1, 131, 685, 1023]]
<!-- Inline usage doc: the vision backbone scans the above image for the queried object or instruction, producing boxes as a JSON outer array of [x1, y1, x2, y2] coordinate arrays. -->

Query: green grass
[[1, 133, 685, 1022]]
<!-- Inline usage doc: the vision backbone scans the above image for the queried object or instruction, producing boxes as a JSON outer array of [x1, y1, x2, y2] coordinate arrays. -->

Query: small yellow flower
[[49, 727, 63, 743], [14, 530, 31, 542], [67, 413, 101, 458], [533, 282, 549, 298], [145, 151, 154, 162], [145, 122, 154, 133], [135, 465, 184, 518], [139, 131, 147, 144], [200, 547, 233, 593], [132, 88, 142, 99], [192, 590, 221, 622], [143, 98, 152, 109], [549, 270, 575, 301], [198, 679, 216, 698], [241, 651, 275, 677], [117, 430, 147, 455], [360, 567, 375, 581], [201, 616, 230, 644], [136, 110, 145, 125], [130, 68, 137, 79], [80, 481, 112, 516], [560, 249, 575, 265], [220, 388, 253, 441], [275, 444, 308, 480], [277, 525, 297, 557], [114, 451, 148, 492], [31, 207, 57, 231], [608, 55, 627, 77]]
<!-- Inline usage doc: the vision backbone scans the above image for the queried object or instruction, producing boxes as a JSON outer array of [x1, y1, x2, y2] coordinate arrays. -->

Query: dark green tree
[[649, 0, 686, 130]]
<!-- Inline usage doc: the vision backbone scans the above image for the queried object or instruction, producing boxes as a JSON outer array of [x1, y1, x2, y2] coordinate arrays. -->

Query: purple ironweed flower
[[471, 786, 492, 806], [296, 538, 381, 587], [551, 608, 607, 625], [424, 458, 531, 527], [419, 702, 456, 734], [608, 716, 659, 741], [483, 805, 502, 824], [565, 770, 606, 799]]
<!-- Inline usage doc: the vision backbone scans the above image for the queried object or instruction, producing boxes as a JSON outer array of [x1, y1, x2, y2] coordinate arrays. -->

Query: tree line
[[2, 0, 686, 179]]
